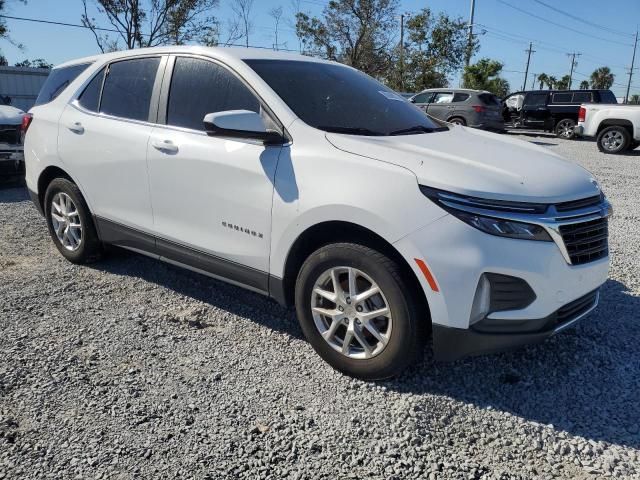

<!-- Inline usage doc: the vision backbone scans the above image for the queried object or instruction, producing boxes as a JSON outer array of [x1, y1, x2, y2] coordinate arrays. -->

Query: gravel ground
[[1, 133, 639, 479]]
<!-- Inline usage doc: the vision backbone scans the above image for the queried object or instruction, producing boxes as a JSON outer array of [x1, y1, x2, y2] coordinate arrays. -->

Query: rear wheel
[[295, 243, 426, 380], [555, 118, 576, 139], [448, 117, 466, 126], [44, 178, 103, 264], [597, 126, 630, 154]]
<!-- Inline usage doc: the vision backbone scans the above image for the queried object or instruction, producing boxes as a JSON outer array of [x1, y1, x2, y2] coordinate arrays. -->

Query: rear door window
[[167, 56, 260, 131], [571, 92, 592, 103], [452, 93, 470, 102], [552, 93, 572, 103], [432, 92, 454, 104], [100, 57, 161, 122], [77, 67, 106, 112], [34, 63, 91, 106]]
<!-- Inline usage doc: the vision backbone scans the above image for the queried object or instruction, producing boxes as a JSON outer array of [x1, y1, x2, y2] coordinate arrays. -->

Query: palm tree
[[547, 76, 557, 90], [555, 75, 571, 90], [590, 67, 615, 89], [579, 80, 590, 90], [630, 94, 640, 105], [537, 73, 549, 90]]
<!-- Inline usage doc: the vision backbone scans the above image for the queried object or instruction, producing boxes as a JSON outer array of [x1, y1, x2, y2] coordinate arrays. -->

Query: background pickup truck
[[576, 104, 640, 154]]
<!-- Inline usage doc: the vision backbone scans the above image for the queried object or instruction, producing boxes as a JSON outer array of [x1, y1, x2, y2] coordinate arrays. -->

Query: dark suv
[[503, 89, 617, 138]]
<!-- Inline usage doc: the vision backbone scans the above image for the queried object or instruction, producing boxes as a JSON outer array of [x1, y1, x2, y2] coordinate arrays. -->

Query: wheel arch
[[274, 220, 431, 324], [36, 166, 75, 212], [597, 118, 634, 136]]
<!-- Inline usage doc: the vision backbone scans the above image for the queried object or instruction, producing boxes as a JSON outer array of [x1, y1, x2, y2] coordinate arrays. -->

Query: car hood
[[325, 126, 600, 203], [0, 106, 26, 124]]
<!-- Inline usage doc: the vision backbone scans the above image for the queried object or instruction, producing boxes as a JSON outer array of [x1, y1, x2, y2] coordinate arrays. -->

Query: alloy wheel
[[557, 120, 575, 138], [311, 266, 392, 360], [50, 192, 83, 251], [601, 130, 625, 151]]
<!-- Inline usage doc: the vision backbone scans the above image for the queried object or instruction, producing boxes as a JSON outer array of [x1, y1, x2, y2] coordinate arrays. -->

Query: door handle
[[151, 139, 179, 154], [67, 121, 84, 134]]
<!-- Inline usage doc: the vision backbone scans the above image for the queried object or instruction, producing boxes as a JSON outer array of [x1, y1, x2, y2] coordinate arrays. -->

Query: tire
[[448, 117, 466, 126], [295, 243, 426, 380], [597, 126, 630, 154], [554, 118, 576, 139], [44, 178, 103, 264]]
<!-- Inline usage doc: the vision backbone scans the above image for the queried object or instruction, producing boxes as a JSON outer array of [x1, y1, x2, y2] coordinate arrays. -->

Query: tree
[[231, 0, 254, 48], [462, 58, 509, 97], [537, 73, 549, 90], [629, 94, 640, 104], [390, 8, 474, 91], [295, 0, 398, 78], [547, 75, 557, 89], [590, 67, 614, 89], [14, 58, 53, 69], [555, 75, 571, 90], [579, 80, 590, 90], [0, 0, 26, 55], [81, 0, 219, 52], [269, 6, 284, 50]]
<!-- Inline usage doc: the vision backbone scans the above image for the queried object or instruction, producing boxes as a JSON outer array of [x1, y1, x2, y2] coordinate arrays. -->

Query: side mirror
[[203, 110, 285, 145]]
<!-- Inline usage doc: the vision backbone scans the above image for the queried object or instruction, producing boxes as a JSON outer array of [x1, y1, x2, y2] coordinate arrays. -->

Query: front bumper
[[432, 289, 599, 360]]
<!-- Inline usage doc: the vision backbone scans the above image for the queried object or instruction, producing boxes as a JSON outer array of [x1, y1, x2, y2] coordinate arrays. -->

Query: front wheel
[[295, 243, 426, 380], [597, 126, 630, 154], [555, 118, 576, 139]]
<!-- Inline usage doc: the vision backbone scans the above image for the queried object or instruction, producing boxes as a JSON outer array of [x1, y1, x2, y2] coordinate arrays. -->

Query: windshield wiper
[[318, 126, 385, 136], [388, 125, 447, 136]]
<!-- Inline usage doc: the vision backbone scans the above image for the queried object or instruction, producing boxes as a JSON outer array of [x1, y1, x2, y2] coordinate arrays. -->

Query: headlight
[[420, 186, 553, 242]]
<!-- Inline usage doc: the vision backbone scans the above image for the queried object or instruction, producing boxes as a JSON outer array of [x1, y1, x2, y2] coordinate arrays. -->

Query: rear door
[[426, 92, 454, 120], [58, 56, 164, 234], [521, 91, 550, 128]]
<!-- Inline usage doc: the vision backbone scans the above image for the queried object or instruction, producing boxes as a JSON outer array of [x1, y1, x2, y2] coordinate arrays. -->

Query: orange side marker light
[[414, 258, 439, 292]]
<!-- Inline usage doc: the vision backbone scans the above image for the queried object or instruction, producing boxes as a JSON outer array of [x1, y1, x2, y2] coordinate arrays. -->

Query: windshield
[[245, 59, 444, 136]]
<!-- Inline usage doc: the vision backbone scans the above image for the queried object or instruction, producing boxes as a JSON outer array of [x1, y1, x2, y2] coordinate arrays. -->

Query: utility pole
[[400, 14, 405, 91], [567, 52, 581, 89], [465, 0, 476, 67], [625, 30, 638, 104], [531, 72, 538, 90], [523, 42, 535, 90]]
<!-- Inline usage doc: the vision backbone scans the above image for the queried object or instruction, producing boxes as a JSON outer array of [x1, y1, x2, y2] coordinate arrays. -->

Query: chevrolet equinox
[[25, 47, 611, 379]]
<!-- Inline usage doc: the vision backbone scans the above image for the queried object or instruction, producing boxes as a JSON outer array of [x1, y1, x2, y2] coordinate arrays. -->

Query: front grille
[[0, 125, 21, 145], [554, 289, 599, 327], [559, 217, 608, 265], [555, 194, 602, 212]]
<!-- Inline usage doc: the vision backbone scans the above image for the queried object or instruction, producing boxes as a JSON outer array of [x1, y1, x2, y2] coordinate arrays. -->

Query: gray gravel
[[1, 134, 639, 479]]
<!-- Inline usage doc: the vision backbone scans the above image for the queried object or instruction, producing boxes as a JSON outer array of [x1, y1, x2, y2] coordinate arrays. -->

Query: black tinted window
[[525, 93, 548, 106], [34, 63, 90, 106], [572, 92, 592, 103], [552, 93, 572, 103], [100, 57, 160, 121], [78, 67, 105, 112], [598, 90, 617, 104], [167, 57, 260, 131], [478, 93, 501, 106], [453, 93, 470, 102], [246, 60, 441, 136]]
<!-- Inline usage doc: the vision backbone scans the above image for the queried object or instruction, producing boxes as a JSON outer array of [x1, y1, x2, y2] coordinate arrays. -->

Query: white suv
[[25, 47, 611, 379]]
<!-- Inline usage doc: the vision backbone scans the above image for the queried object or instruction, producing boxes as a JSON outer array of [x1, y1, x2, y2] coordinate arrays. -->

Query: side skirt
[[95, 216, 270, 296]]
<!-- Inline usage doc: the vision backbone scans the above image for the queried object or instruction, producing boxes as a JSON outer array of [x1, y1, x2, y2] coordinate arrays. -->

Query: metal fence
[[0, 66, 50, 111]]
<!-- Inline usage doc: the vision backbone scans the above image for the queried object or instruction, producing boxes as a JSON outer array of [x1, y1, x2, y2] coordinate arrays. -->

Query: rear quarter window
[[478, 93, 501, 106], [552, 93, 572, 103], [34, 63, 91, 106]]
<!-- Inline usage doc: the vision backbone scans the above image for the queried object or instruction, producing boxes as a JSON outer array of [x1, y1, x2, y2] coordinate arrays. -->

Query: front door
[[58, 57, 163, 233], [147, 56, 282, 288]]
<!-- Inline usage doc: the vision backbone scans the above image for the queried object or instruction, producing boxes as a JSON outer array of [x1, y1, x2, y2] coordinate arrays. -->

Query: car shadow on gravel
[[386, 278, 640, 449], [88, 247, 303, 339], [0, 185, 28, 201]]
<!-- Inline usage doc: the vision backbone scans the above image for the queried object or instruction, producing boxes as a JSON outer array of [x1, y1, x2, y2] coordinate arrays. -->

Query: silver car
[[409, 88, 505, 132]]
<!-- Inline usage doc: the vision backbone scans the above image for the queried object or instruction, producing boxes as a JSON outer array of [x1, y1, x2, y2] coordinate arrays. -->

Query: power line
[[496, 0, 633, 47], [532, 0, 634, 38]]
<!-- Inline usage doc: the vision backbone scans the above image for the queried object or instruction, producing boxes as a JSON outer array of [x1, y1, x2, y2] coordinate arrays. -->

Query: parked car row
[[0, 95, 27, 182]]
